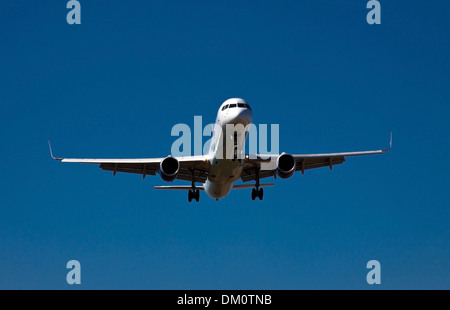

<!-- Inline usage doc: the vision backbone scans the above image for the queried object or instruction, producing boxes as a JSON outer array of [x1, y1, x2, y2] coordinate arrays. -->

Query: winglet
[[48, 140, 62, 161], [389, 131, 393, 149], [383, 132, 392, 153]]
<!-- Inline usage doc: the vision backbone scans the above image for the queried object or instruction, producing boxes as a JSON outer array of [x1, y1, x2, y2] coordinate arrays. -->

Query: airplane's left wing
[[241, 133, 392, 182], [48, 141, 210, 183], [241, 149, 388, 182]]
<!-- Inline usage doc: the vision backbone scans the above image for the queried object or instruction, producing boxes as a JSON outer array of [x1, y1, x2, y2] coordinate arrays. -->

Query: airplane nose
[[233, 108, 253, 126]]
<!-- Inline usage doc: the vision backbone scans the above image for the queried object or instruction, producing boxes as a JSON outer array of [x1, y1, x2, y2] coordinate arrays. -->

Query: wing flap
[[99, 163, 158, 176], [241, 168, 275, 183], [295, 156, 346, 173], [176, 167, 208, 183]]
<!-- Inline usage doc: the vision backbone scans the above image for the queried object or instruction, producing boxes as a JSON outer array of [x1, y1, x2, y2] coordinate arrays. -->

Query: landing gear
[[188, 170, 200, 202], [251, 187, 263, 200], [188, 189, 200, 202], [251, 168, 263, 200], [233, 132, 238, 161]]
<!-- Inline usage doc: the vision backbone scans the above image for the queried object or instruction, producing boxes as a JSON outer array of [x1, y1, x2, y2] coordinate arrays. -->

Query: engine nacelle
[[276, 153, 296, 179], [159, 156, 180, 182]]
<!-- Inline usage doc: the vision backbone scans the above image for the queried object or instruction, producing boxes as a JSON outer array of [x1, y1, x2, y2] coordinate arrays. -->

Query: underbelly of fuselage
[[205, 108, 251, 200], [204, 159, 243, 199]]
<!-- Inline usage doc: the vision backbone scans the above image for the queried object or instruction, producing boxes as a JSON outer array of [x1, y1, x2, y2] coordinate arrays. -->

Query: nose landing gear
[[233, 132, 238, 161]]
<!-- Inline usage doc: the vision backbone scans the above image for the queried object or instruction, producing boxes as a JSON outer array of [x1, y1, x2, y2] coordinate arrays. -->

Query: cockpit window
[[222, 103, 251, 110]]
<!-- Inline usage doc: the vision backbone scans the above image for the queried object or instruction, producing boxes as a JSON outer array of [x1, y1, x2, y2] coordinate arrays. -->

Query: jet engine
[[276, 153, 296, 179], [159, 156, 180, 182]]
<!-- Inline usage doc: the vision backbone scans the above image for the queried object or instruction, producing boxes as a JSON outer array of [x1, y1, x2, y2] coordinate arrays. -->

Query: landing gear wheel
[[251, 188, 257, 200], [194, 189, 200, 202], [251, 168, 264, 201], [252, 188, 263, 200], [258, 188, 263, 200], [188, 189, 200, 202]]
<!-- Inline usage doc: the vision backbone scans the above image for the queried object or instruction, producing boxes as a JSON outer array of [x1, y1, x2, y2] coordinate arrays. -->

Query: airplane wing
[[241, 133, 392, 182], [48, 141, 210, 183]]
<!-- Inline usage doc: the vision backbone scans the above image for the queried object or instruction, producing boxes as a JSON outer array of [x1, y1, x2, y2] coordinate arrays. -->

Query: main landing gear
[[188, 189, 199, 202], [251, 169, 263, 200], [188, 170, 200, 202], [251, 187, 263, 200]]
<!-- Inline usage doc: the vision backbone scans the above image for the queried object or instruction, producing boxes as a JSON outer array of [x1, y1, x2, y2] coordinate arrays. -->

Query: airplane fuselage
[[204, 98, 253, 199]]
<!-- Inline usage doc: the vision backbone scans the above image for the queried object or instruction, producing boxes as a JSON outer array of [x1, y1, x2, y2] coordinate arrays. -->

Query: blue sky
[[0, 0, 449, 289]]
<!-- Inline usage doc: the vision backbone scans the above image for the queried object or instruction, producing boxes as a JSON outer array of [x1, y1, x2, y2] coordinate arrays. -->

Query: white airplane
[[49, 98, 391, 202]]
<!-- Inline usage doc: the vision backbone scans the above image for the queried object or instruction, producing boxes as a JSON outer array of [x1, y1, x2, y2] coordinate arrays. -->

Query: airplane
[[49, 98, 391, 202]]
